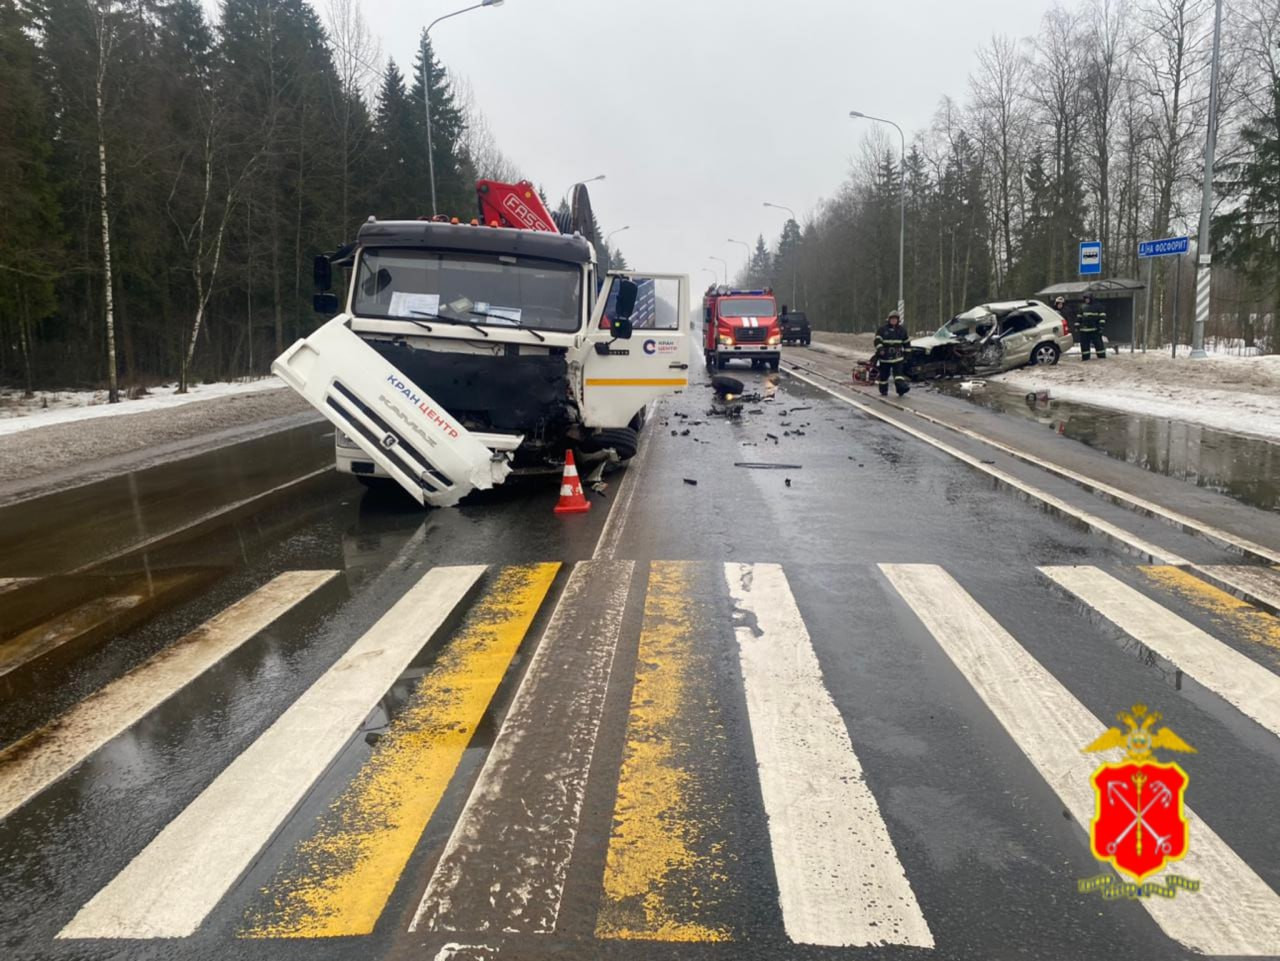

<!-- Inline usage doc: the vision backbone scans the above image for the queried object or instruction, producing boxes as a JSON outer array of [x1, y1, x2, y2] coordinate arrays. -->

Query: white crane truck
[[272, 181, 690, 507]]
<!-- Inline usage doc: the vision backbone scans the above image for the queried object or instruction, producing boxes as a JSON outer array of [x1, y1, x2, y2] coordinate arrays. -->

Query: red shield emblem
[[1090, 761, 1189, 882]]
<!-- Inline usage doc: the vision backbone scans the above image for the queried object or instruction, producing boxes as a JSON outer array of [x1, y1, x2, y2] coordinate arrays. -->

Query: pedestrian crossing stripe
[[26, 560, 1280, 955], [242, 563, 559, 938]]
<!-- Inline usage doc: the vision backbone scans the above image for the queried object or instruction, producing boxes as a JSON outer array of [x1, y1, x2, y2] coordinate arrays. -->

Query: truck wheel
[[716, 355, 727, 370], [629, 407, 647, 432], [768, 357, 780, 372], [586, 427, 639, 461]]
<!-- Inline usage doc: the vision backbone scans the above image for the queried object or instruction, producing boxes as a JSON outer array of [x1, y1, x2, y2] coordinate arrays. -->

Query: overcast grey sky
[[362, 0, 1058, 284]]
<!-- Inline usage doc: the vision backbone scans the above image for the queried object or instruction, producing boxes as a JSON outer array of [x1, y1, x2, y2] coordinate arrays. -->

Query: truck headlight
[[767, 332, 781, 345], [718, 334, 733, 346], [335, 430, 361, 449]]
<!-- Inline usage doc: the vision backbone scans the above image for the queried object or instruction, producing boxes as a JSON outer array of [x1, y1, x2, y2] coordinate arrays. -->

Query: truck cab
[[702, 287, 781, 370], [273, 212, 690, 507]]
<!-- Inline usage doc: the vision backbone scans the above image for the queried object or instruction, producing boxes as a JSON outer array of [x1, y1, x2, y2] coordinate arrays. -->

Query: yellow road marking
[[241, 562, 559, 938], [584, 378, 687, 387], [595, 561, 732, 942], [1139, 566, 1280, 657]]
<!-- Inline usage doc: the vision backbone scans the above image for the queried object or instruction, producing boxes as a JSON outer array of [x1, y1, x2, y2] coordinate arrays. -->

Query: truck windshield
[[353, 248, 582, 332], [719, 298, 775, 318]]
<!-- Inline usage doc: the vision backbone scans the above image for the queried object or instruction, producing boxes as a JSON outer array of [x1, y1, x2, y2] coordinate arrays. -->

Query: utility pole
[[1191, 0, 1224, 359]]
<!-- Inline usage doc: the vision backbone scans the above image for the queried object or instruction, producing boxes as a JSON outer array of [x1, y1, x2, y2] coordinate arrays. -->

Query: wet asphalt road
[[2, 360, 1279, 961]]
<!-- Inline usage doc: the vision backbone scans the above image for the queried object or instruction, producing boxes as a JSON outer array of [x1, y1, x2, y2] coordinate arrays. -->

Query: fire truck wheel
[[716, 355, 728, 370], [769, 357, 780, 372]]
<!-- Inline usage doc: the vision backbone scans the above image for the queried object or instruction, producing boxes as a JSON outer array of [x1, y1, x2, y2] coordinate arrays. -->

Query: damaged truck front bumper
[[272, 316, 522, 507]]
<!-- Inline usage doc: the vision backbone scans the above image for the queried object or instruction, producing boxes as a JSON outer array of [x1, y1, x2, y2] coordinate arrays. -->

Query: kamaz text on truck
[[271, 180, 691, 508], [702, 287, 781, 370]]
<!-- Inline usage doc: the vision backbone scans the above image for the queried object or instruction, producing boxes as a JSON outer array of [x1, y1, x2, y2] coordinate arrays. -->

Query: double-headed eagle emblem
[[1083, 703, 1196, 763]]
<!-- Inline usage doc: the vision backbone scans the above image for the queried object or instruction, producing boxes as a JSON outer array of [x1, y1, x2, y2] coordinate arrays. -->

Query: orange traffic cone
[[554, 450, 591, 514]]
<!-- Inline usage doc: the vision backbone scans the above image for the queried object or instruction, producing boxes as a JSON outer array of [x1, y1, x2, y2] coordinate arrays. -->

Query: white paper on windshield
[[388, 292, 440, 318], [474, 302, 522, 325]]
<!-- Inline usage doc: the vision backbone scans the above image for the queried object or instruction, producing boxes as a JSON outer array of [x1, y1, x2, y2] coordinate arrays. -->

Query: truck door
[[581, 273, 690, 428]]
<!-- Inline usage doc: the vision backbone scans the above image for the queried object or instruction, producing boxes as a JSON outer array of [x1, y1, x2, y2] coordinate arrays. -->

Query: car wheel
[[1030, 342, 1061, 366]]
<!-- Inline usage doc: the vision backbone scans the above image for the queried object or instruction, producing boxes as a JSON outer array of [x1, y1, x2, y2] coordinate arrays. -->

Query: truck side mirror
[[313, 292, 339, 314], [313, 254, 332, 291]]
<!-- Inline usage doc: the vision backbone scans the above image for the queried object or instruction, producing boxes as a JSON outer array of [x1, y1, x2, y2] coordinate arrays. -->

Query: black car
[[779, 310, 811, 345]]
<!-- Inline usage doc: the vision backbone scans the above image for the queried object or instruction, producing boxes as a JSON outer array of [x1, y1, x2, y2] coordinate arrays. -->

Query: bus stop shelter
[[1036, 278, 1145, 345]]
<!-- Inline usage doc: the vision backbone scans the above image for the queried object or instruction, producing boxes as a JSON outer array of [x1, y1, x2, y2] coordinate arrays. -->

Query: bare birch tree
[[87, 0, 119, 402]]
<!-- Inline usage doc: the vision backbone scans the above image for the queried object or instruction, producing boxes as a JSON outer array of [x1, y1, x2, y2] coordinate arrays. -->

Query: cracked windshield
[[1, 0, 1278, 960]]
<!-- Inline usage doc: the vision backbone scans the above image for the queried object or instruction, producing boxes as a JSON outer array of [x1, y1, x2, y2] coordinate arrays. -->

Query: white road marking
[[859, 374, 1280, 567], [0, 570, 339, 822], [782, 366, 1187, 565], [411, 560, 633, 934], [0, 577, 35, 595], [592, 401, 658, 561], [1196, 565, 1280, 613], [1041, 565, 1280, 741], [58, 564, 485, 940], [883, 563, 1280, 957], [724, 562, 933, 948]]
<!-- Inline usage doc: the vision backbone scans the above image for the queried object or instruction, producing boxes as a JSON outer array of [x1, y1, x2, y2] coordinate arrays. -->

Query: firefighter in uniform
[[874, 310, 911, 396], [1077, 293, 1107, 360]]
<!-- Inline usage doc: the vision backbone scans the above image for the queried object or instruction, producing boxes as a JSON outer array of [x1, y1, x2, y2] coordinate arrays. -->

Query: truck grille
[[736, 327, 767, 343]]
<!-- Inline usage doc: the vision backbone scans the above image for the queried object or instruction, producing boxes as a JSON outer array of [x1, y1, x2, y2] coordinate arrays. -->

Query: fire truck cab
[[702, 287, 781, 370]]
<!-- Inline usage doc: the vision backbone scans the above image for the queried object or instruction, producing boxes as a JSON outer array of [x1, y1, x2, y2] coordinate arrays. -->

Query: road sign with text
[[1138, 236, 1190, 259], [1079, 241, 1102, 275]]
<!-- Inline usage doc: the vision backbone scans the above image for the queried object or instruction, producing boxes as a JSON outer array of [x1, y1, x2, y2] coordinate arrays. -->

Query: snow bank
[[0, 378, 287, 437]]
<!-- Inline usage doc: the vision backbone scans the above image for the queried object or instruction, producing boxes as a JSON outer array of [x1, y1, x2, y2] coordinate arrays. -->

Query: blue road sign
[[1079, 241, 1102, 275], [1138, 236, 1190, 259]]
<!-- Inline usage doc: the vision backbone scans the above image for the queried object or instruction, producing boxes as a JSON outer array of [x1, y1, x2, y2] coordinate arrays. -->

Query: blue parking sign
[[1079, 241, 1102, 276]]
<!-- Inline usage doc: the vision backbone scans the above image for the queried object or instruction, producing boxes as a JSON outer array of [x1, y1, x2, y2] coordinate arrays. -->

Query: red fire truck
[[702, 286, 781, 370]]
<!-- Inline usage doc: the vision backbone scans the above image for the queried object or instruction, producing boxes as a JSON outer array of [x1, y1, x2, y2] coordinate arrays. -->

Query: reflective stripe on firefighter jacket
[[874, 323, 911, 362], [1077, 306, 1106, 333]]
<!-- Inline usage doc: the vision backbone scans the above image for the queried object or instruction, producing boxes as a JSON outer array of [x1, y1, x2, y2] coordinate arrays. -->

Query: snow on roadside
[[0, 378, 287, 437]]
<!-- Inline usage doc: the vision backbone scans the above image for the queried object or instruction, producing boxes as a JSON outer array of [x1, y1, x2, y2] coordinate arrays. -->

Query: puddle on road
[[934, 380, 1280, 512]]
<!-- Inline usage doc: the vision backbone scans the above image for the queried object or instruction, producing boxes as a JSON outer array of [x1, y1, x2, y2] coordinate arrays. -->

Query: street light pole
[[1191, 0, 1224, 360], [727, 238, 750, 282], [850, 110, 906, 322], [763, 201, 798, 306], [562, 174, 606, 212], [708, 256, 727, 286], [605, 225, 630, 245], [423, 0, 504, 218]]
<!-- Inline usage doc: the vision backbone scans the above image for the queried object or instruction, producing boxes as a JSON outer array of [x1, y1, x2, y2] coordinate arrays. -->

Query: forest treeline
[[743, 0, 1279, 348], [0, 0, 627, 395]]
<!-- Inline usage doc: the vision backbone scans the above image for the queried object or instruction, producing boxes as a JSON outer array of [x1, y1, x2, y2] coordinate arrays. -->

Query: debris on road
[[683, 478, 698, 485], [734, 462, 803, 470]]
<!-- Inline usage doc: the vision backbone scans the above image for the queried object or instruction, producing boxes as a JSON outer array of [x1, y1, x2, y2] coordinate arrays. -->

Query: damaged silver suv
[[908, 300, 1074, 379]]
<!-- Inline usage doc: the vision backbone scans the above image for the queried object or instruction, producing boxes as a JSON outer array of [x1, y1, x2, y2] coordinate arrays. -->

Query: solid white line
[[592, 401, 659, 561], [724, 562, 933, 948], [1041, 565, 1280, 741], [411, 560, 634, 934], [0, 570, 339, 823], [782, 366, 1187, 565], [856, 373, 1280, 567], [0, 577, 35, 594], [58, 564, 485, 940], [882, 563, 1280, 956]]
